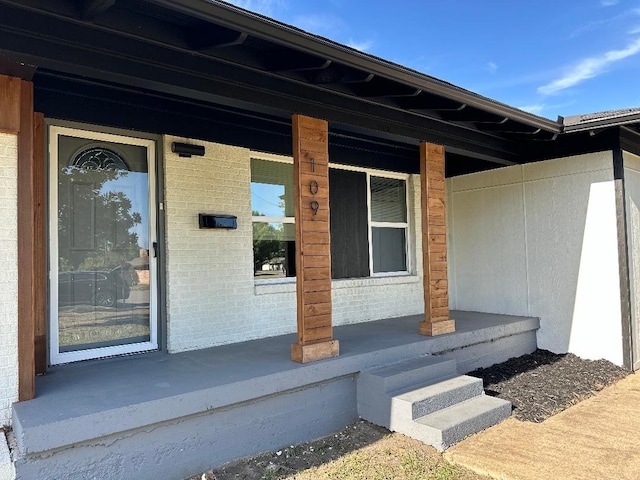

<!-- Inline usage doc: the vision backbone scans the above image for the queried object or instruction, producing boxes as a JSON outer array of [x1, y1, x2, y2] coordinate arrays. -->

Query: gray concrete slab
[[12, 311, 538, 457]]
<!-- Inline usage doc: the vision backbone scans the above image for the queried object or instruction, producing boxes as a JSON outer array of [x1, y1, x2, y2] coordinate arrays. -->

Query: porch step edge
[[359, 355, 457, 393], [413, 394, 512, 450], [392, 375, 485, 419]]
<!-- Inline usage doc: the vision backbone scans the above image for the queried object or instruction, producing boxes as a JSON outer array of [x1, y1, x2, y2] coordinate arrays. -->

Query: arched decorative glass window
[[71, 147, 129, 171]]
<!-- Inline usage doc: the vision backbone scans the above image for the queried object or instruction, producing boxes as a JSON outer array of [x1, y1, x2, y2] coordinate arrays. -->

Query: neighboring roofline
[[151, 0, 562, 134], [563, 111, 640, 133]]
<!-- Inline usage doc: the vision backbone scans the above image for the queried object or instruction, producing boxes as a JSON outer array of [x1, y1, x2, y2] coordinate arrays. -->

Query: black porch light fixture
[[171, 142, 205, 157]]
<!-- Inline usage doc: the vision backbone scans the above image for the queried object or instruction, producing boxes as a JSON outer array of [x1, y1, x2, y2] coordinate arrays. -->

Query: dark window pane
[[329, 169, 370, 279], [372, 227, 406, 273], [370, 177, 406, 223]]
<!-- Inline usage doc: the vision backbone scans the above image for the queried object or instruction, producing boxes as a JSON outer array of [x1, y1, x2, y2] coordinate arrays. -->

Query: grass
[[286, 441, 478, 480], [200, 422, 489, 480]]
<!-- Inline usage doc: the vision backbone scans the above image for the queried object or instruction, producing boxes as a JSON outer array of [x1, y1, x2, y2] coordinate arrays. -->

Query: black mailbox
[[198, 214, 237, 229]]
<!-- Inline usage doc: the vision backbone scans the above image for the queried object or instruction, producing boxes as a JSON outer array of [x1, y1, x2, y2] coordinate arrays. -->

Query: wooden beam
[[16, 77, 36, 400], [291, 114, 339, 363], [80, 0, 116, 20], [33, 112, 47, 376], [0, 75, 21, 134], [419, 142, 455, 336]]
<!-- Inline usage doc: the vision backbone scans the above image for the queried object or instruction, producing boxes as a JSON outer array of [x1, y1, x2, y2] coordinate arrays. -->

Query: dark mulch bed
[[469, 349, 629, 423]]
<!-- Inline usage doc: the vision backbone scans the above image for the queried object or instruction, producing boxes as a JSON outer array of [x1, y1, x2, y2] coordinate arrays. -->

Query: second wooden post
[[419, 142, 456, 336]]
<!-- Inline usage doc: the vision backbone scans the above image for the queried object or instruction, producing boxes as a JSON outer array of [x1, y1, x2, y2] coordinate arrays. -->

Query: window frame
[[250, 152, 296, 285], [333, 164, 411, 278], [250, 152, 412, 283]]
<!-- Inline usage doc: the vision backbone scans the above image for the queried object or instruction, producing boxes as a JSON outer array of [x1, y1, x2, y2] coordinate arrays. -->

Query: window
[[329, 171, 408, 277], [251, 158, 296, 279], [369, 176, 408, 273], [251, 158, 409, 281]]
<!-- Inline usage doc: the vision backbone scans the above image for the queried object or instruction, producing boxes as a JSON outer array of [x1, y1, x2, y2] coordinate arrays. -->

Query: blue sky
[[226, 0, 640, 120]]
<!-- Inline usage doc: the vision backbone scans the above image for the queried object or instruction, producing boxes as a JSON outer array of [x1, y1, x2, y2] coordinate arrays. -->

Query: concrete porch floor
[[11, 311, 539, 479]]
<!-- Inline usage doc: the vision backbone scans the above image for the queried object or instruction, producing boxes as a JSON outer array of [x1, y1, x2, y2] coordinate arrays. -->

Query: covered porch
[[12, 311, 538, 479]]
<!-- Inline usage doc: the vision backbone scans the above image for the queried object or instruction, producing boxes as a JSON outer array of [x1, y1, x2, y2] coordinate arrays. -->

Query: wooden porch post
[[419, 142, 455, 336], [0, 73, 41, 400], [291, 114, 339, 363]]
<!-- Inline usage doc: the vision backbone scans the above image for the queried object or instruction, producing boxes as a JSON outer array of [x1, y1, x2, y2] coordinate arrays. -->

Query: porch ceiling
[[0, 0, 562, 169]]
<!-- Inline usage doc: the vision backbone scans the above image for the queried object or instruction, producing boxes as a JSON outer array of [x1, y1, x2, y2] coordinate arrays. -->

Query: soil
[[468, 349, 629, 423], [189, 349, 629, 480]]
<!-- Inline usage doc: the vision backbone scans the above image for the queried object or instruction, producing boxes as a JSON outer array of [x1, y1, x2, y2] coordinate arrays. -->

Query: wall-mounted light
[[172, 142, 205, 158]]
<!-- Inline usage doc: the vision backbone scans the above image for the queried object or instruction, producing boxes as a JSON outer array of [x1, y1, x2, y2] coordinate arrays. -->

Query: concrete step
[[359, 355, 457, 394], [413, 394, 512, 451], [392, 375, 484, 419]]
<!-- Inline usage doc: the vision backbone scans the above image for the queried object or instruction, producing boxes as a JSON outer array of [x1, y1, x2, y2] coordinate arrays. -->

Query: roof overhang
[[29, 0, 640, 176]]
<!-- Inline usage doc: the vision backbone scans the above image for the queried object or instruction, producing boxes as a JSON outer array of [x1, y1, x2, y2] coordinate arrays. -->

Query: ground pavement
[[445, 372, 640, 480]]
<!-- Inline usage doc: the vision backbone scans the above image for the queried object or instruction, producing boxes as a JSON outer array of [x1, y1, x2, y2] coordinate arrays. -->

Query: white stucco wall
[[448, 151, 624, 365], [624, 151, 640, 368], [163, 136, 424, 353], [0, 133, 18, 426]]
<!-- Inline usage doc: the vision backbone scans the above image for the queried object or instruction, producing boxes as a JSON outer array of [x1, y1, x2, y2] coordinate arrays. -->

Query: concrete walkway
[[445, 372, 640, 480]]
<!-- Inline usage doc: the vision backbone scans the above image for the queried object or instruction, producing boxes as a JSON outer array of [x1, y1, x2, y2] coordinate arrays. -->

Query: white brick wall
[[0, 133, 18, 426], [164, 136, 425, 352]]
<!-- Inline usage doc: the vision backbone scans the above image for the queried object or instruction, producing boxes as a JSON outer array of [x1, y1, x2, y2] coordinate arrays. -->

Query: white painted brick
[[164, 136, 425, 352], [0, 133, 18, 426]]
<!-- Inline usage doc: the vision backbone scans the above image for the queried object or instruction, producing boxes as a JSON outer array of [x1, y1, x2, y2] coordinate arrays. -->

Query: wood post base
[[419, 319, 456, 336], [291, 340, 340, 363]]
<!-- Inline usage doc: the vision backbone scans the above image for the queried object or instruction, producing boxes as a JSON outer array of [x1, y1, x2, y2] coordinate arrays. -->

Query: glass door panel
[[50, 127, 157, 364]]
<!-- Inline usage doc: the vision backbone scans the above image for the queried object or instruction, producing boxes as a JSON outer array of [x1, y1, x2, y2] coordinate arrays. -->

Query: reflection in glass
[[250, 159, 294, 217], [253, 222, 296, 278], [57, 139, 151, 352], [251, 159, 296, 279]]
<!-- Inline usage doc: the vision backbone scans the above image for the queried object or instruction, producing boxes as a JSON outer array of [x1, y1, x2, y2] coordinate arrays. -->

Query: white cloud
[[346, 39, 374, 52], [518, 104, 546, 115], [601, 0, 619, 6], [292, 13, 345, 36], [538, 37, 640, 95], [224, 0, 286, 17], [486, 61, 498, 73], [630, 26, 640, 34], [571, 8, 640, 37]]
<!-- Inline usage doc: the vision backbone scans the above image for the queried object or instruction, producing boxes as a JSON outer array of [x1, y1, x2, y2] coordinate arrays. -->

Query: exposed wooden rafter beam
[[306, 65, 374, 85], [265, 50, 332, 72], [477, 120, 542, 134], [79, 0, 115, 20], [440, 108, 508, 123], [397, 93, 466, 112], [0, 1, 523, 163], [188, 25, 248, 50], [350, 78, 421, 98]]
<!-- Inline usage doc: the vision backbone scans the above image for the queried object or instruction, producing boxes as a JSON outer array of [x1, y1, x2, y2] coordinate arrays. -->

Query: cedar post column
[[0, 74, 39, 400], [419, 142, 455, 336], [33, 112, 47, 376], [291, 114, 339, 363]]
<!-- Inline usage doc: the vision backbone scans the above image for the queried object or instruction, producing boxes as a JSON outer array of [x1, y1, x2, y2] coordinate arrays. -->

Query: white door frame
[[49, 125, 158, 364]]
